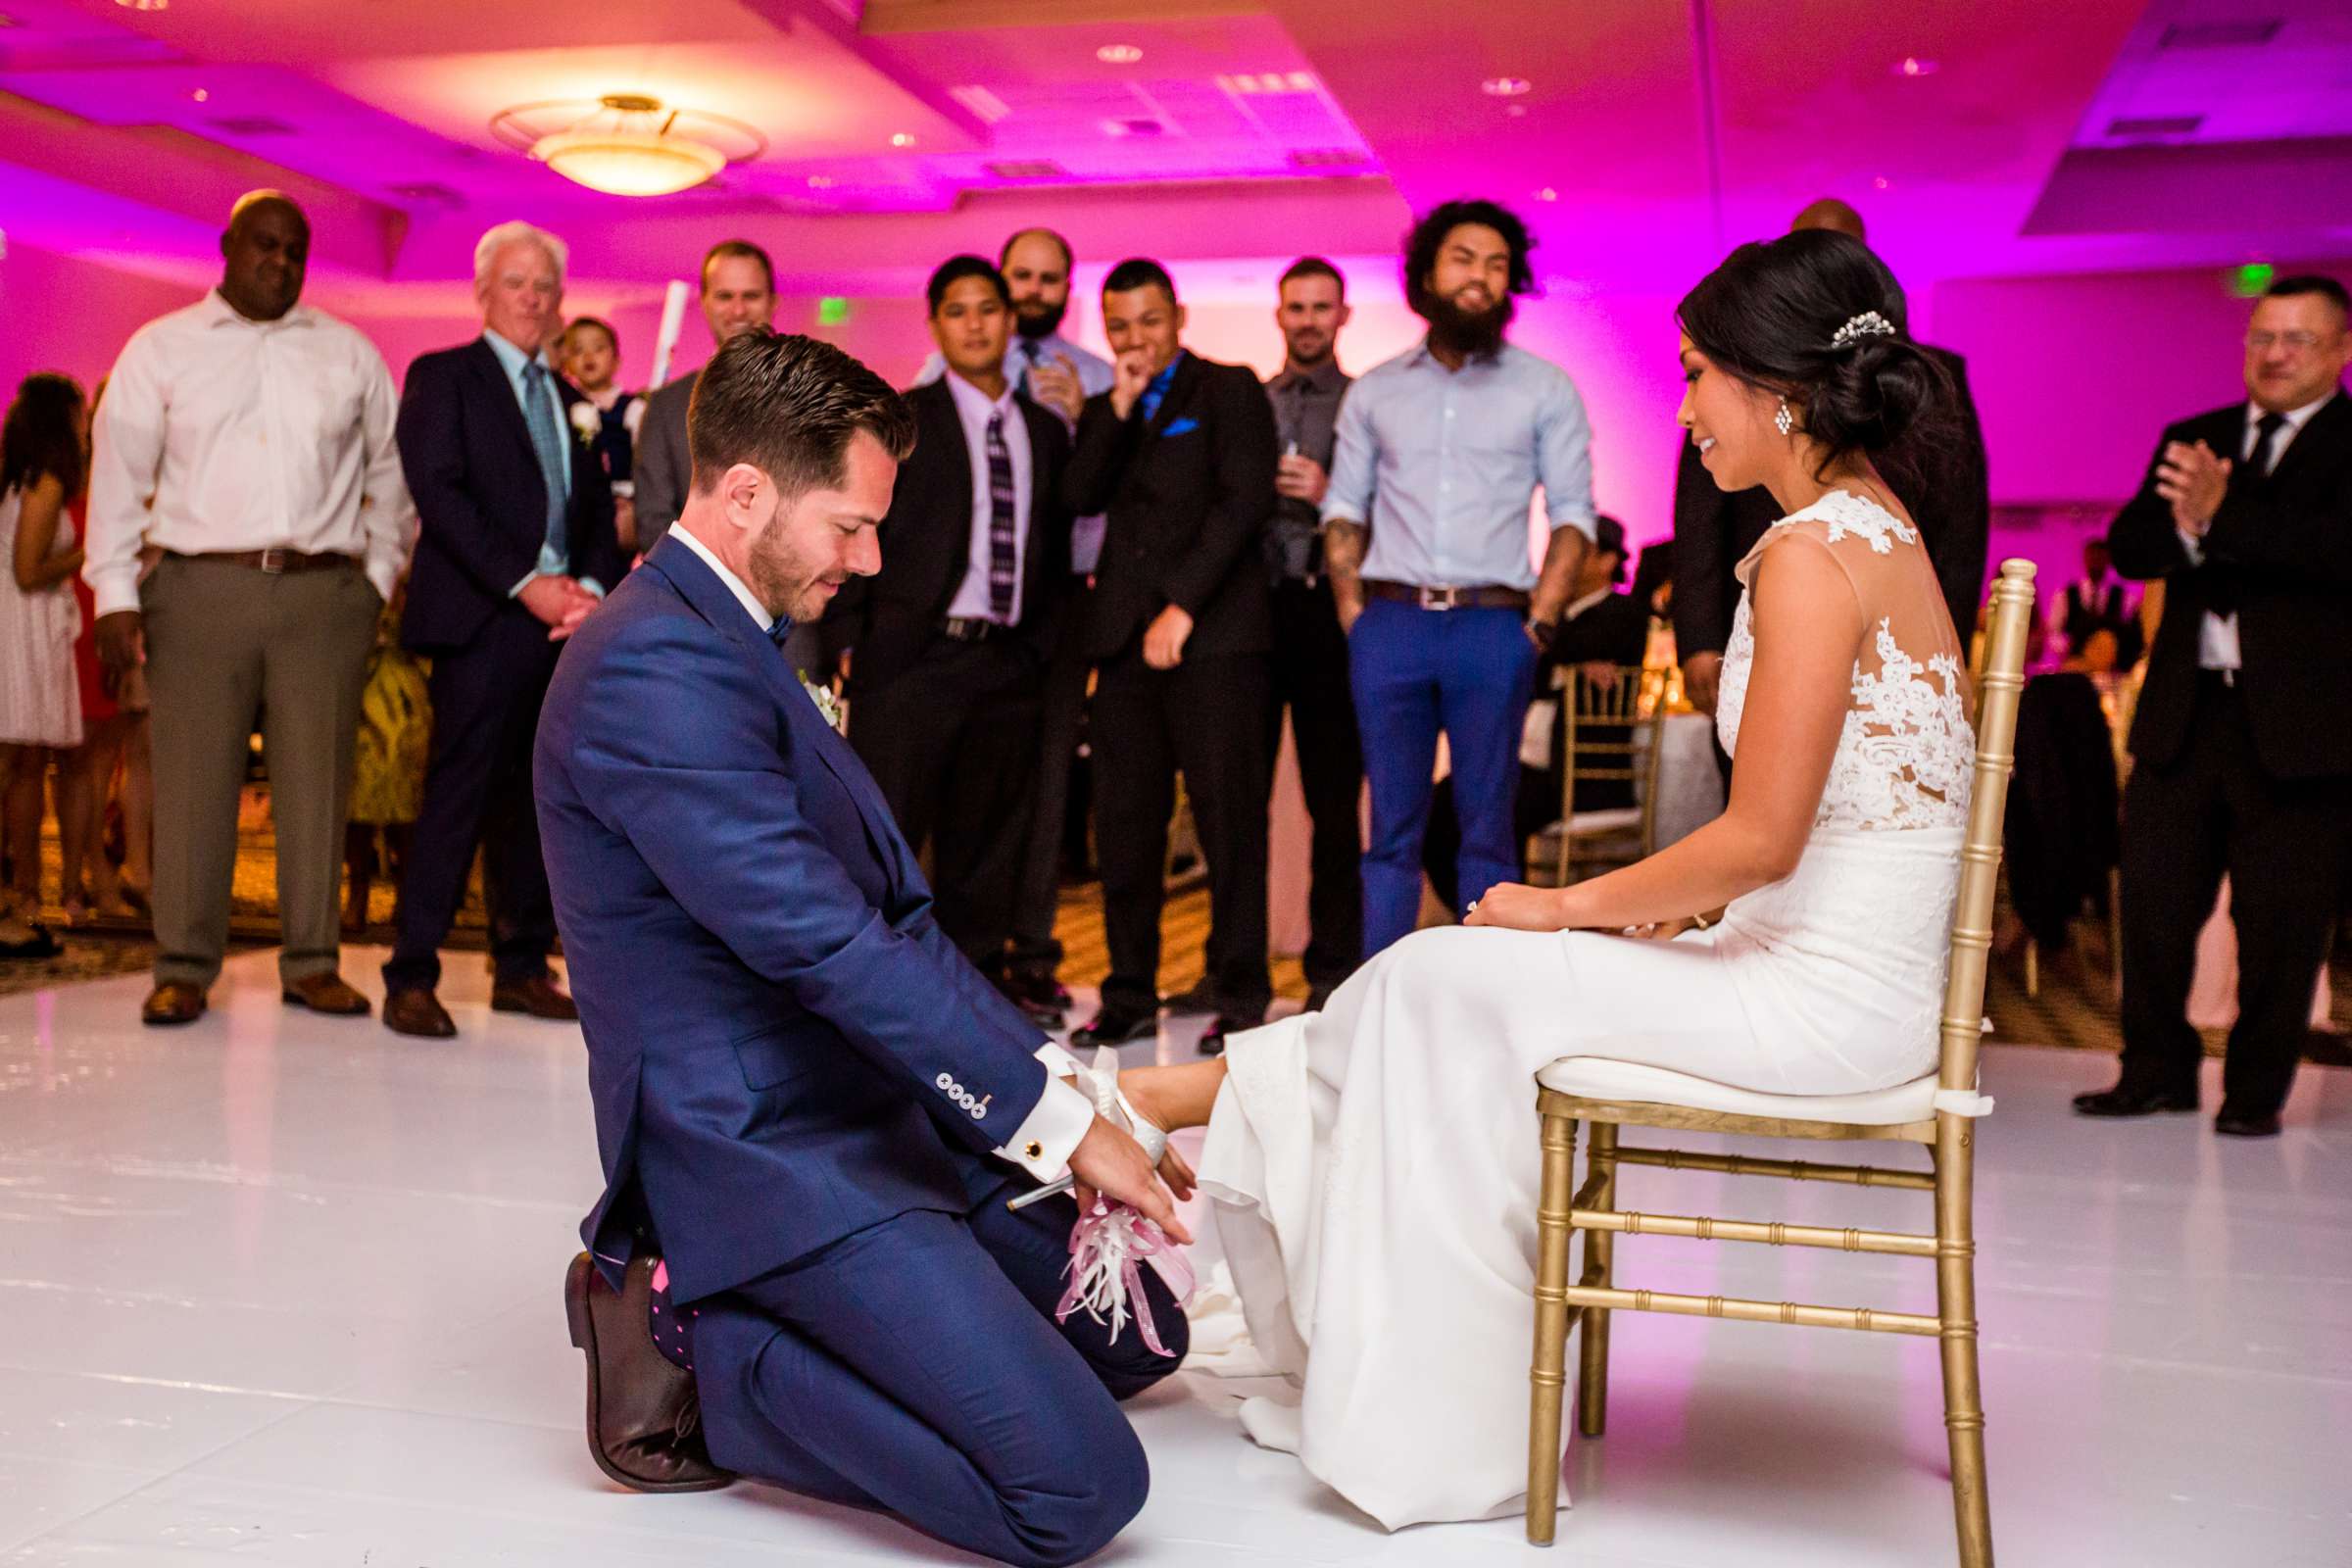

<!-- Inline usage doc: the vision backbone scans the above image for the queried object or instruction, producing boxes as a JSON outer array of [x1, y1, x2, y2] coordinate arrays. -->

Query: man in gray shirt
[[1259, 257, 1362, 1009], [1321, 200, 1595, 958]]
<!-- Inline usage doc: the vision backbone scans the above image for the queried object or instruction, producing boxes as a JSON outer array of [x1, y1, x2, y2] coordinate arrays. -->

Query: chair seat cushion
[[1535, 1057, 1941, 1125]]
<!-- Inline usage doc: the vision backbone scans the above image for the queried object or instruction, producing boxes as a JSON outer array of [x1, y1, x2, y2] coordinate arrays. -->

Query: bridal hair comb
[[1830, 312, 1896, 351]]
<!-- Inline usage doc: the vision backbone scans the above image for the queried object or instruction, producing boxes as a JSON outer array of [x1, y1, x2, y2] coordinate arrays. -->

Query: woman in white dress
[[0, 373, 90, 950], [1107, 230, 1981, 1530]]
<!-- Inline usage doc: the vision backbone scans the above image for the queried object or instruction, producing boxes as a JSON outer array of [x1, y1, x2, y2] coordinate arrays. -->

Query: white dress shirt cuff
[[2174, 526, 2206, 565], [88, 566, 144, 621], [364, 557, 401, 605], [995, 1045, 1095, 1182]]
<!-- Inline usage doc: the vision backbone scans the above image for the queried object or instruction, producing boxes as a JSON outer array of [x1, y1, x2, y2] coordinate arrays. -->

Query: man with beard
[[922, 229, 1115, 1024], [1322, 200, 1595, 959]]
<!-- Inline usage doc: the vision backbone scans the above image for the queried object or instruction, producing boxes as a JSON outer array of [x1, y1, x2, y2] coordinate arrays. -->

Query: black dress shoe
[[1160, 979, 1219, 1017], [1071, 1006, 1157, 1049], [1197, 1010, 1265, 1058], [2073, 1083, 2200, 1118], [564, 1252, 733, 1494], [1002, 970, 1069, 1025], [2214, 1105, 2281, 1138]]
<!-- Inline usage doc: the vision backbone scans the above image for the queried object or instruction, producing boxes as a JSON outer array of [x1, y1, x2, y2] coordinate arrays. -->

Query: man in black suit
[[383, 220, 624, 1038], [823, 257, 1072, 986], [1063, 259, 1279, 1053], [1675, 199, 1988, 730], [2075, 274, 2352, 1138], [2058, 537, 2142, 667]]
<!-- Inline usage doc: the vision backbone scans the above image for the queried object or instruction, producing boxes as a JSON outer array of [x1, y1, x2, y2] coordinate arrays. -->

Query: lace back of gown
[[1714, 488, 1974, 832]]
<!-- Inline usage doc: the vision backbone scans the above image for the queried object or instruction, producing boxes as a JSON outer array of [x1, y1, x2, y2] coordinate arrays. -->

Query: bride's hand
[[1462, 882, 1564, 932]]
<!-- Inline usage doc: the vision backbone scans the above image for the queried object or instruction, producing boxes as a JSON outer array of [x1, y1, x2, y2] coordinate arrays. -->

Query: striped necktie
[[986, 410, 1018, 619], [519, 360, 568, 566]]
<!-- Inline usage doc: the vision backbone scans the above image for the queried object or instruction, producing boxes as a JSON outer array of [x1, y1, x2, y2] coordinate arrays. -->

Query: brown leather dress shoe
[[281, 972, 371, 1016], [381, 986, 457, 1039], [564, 1251, 733, 1493], [141, 982, 207, 1027], [492, 974, 579, 1021]]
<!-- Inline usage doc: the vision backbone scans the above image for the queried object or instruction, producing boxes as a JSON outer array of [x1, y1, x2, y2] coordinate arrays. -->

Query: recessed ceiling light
[[1894, 57, 1938, 77], [1481, 76, 1531, 98], [1537, 187, 1557, 202], [890, 131, 916, 148], [115, 0, 168, 10], [1873, 175, 1890, 189], [1096, 43, 1143, 65], [807, 174, 836, 189], [191, 87, 208, 102]]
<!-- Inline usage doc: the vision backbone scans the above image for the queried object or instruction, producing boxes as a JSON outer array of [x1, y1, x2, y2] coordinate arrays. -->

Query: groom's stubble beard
[[746, 495, 834, 625]]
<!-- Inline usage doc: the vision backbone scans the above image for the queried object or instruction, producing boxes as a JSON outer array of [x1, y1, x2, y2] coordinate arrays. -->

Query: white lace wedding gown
[[1194, 490, 1975, 1529]]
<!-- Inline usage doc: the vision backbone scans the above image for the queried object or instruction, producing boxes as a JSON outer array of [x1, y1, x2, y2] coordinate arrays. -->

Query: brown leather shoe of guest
[[564, 1251, 733, 1494], [491, 974, 580, 1021], [140, 982, 208, 1027], [281, 973, 371, 1016], [381, 986, 457, 1038]]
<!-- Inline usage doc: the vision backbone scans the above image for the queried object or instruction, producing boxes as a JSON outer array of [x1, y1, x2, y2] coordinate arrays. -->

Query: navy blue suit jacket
[[396, 337, 624, 653], [535, 534, 1057, 1303]]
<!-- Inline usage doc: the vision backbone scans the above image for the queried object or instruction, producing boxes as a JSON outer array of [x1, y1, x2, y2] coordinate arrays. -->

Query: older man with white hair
[[89, 189, 414, 1027], [381, 220, 623, 1039]]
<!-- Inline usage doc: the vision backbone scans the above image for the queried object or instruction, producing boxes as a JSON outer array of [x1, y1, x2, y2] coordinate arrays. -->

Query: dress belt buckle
[[258, 547, 289, 575], [1417, 584, 1460, 612]]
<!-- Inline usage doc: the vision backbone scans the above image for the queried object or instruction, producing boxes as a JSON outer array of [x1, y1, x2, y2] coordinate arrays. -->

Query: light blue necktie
[[519, 360, 568, 567]]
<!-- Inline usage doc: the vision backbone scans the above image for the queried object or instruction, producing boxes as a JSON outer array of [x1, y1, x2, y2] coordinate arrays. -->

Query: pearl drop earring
[[1775, 398, 1794, 437]]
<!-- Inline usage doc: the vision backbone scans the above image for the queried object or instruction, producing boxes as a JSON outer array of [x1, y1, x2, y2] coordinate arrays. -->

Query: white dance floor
[[2, 946, 2346, 1566]]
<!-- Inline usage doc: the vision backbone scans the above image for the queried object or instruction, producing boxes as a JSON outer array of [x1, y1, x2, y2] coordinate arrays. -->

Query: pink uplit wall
[[0, 240, 198, 404]]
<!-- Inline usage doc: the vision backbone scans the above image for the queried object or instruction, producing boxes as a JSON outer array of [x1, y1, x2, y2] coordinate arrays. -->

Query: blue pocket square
[[1159, 416, 1200, 437]]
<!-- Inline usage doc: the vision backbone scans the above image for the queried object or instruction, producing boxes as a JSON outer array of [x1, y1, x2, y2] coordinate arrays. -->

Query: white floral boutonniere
[[567, 400, 601, 449], [800, 674, 846, 734]]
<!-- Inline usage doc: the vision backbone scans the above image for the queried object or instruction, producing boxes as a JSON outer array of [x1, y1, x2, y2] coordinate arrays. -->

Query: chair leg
[[1934, 1116, 1994, 1567], [1526, 1110, 1581, 1545], [1576, 1121, 1617, 1439]]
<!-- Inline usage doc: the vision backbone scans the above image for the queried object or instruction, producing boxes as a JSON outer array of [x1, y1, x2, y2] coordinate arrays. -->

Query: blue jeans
[[1349, 598, 1538, 957]]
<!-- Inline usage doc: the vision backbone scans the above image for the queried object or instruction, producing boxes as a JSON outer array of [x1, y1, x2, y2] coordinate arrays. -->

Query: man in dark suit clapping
[[1063, 259, 1279, 1053], [382, 220, 623, 1038], [824, 257, 1073, 989], [2076, 274, 2352, 1137]]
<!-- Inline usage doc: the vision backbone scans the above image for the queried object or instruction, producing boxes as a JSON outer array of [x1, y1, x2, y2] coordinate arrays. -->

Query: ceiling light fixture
[[807, 174, 836, 189], [890, 131, 917, 148], [1894, 57, 1939, 77], [114, 0, 168, 11], [1481, 76, 1531, 98], [191, 88, 208, 102], [1096, 44, 1143, 65], [491, 94, 763, 197], [1537, 186, 1557, 202]]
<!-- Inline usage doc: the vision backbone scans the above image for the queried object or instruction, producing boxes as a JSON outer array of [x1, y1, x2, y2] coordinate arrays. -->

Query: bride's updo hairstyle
[[1677, 229, 1957, 478]]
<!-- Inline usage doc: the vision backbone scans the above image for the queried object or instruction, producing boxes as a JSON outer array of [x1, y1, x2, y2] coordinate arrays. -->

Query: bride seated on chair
[[1072, 226, 1979, 1532]]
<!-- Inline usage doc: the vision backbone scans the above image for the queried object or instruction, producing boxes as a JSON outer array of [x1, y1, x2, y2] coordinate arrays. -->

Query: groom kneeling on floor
[[536, 330, 1190, 1567]]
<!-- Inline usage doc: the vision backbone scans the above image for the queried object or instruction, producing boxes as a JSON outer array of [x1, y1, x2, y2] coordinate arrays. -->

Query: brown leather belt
[[1363, 579, 1530, 612], [175, 548, 357, 575]]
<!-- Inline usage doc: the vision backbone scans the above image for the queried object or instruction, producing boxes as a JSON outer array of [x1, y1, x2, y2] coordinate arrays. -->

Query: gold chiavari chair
[[1544, 663, 1667, 888], [1523, 559, 2037, 1567]]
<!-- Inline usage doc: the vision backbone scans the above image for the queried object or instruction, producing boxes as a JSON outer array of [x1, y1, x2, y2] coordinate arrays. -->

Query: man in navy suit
[[384, 221, 624, 1038], [537, 331, 1187, 1566]]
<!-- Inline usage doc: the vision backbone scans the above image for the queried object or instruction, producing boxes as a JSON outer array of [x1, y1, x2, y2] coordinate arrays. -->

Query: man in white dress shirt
[[825, 257, 1074, 986], [918, 229, 1116, 1023], [2078, 274, 2352, 1137], [86, 191, 414, 1027]]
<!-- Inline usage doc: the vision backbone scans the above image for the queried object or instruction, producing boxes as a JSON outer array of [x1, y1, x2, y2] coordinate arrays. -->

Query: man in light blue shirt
[[919, 228, 1115, 1021], [1320, 200, 1595, 956]]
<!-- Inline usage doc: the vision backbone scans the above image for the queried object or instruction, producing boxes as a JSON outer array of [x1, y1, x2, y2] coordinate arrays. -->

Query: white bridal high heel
[[1004, 1047, 1169, 1211]]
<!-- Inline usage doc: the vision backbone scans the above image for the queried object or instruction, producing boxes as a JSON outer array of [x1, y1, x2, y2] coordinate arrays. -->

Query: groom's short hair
[[687, 330, 915, 499]]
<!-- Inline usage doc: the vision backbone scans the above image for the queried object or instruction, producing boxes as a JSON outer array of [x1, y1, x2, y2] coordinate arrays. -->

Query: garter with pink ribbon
[[1054, 1200, 1196, 1356]]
